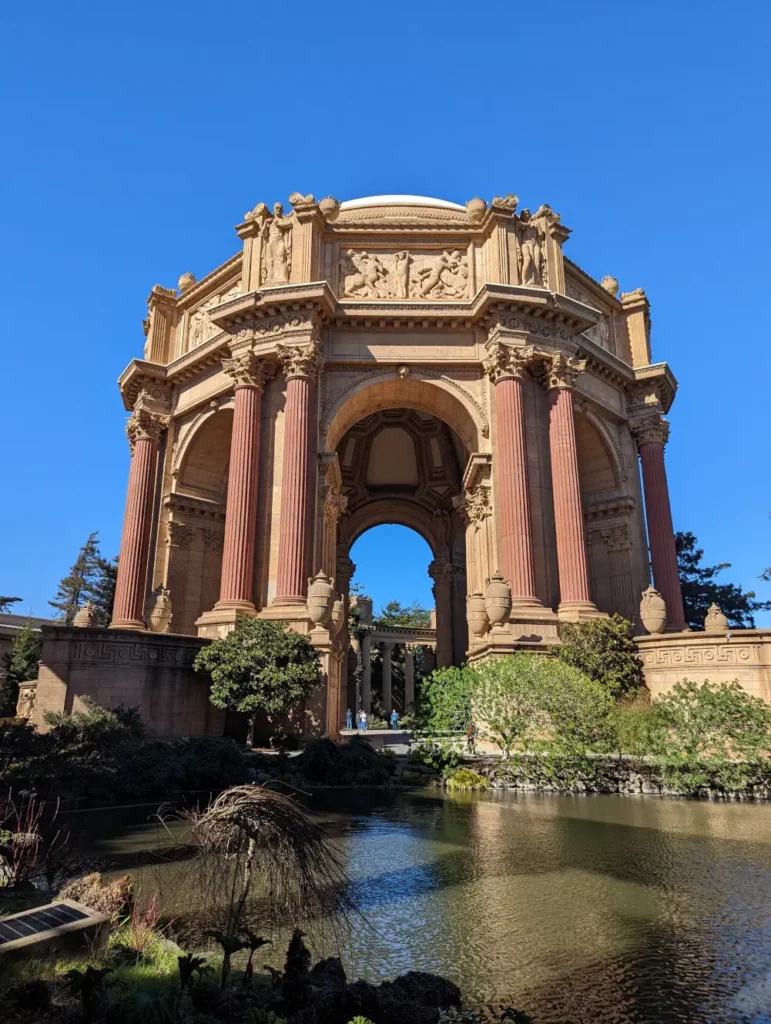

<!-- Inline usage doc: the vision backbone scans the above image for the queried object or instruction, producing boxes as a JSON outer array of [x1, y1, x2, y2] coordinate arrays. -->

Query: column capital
[[222, 349, 276, 390], [126, 409, 166, 452], [165, 521, 196, 548], [545, 351, 587, 391], [428, 559, 453, 583], [336, 555, 356, 588], [277, 336, 322, 381], [483, 340, 535, 383], [630, 412, 670, 449], [324, 489, 349, 526], [452, 484, 492, 531], [600, 523, 633, 552]]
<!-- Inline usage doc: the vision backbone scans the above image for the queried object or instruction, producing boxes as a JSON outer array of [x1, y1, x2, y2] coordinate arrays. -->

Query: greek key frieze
[[644, 645, 759, 667], [71, 640, 202, 667]]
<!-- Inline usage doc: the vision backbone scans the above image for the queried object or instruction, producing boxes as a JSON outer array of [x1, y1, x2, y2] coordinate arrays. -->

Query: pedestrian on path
[[358, 708, 368, 732], [466, 720, 477, 755], [346, 708, 353, 730], [390, 708, 399, 731]]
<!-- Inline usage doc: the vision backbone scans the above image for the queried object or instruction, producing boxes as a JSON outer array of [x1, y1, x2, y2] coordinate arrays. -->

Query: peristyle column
[[274, 337, 322, 603], [215, 351, 274, 613], [484, 341, 541, 606], [546, 352, 601, 620], [429, 559, 454, 666], [404, 645, 416, 710], [633, 415, 687, 630], [600, 524, 637, 621], [361, 632, 372, 714], [111, 410, 166, 630], [382, 642, 393, 713]]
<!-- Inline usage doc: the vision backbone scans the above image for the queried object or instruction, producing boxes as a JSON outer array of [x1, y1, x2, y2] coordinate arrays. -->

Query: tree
[[0, 597, 21, 614], [654, 680, 771, 760], [557, 614, 644, 698], [414, 665, 473, 736], [472, 654, 616, 758], [49, 533, 118, 625], [676, 531, 771, 630], [0, 622, 43, 716], [194, 618, 320, 744], [91, 555, 118, 627], [376, 600, 432, 628]]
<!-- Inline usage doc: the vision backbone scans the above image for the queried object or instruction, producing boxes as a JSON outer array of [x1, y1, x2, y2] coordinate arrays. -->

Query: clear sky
[[1, 1, 769, 624]]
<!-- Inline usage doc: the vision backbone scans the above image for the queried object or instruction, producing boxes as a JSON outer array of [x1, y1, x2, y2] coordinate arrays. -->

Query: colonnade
[[357, 636, 436, 716]]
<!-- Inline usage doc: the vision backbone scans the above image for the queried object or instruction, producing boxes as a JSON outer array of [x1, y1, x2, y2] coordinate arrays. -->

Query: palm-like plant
[[241, 930, 271, 985], [64, 966, 111, 1022], [204, 930, 247, 989]]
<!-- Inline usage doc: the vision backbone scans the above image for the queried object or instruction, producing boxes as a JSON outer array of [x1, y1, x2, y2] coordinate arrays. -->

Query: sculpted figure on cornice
[[516, 209, 545, 286], [262, 202, 293, 285], [339, 249, 469, 301]]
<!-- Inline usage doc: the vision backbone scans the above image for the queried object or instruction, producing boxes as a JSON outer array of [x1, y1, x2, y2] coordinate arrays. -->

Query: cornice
[[632, 362, 678, 412], [575, 333, 636, 389], [208, 282, 338, 331], [118, 360, 168, 411], [174, 253, 242, 312], [564, 257, 623, 310]]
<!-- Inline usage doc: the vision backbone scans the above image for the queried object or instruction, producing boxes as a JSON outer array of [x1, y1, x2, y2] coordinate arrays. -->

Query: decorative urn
[[639, 587, 667, 634], [146, 585, 173, 633], [73, 601, 96, 628], [178, 271, 196, 292], [466, 196, 487, 224], [484, 572, 512, 628], [329, 597, 346, 636], [600, 275, 619, 296], [307, 572, 335, 627], [704, 603, 729, 634], [467, 592, 489, 638], [318, 195, 340, 220]]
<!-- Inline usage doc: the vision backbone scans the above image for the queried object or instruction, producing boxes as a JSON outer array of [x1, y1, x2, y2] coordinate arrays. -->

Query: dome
[[339, 194, 465, 212]]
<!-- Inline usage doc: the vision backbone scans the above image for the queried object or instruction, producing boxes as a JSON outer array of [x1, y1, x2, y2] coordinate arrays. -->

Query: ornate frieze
[[544, 351, 587, 390], [339, 249, 470, 300], [277, 337, 322, 381], [221, 350, 275, 390], [188, 285, 241, 349]]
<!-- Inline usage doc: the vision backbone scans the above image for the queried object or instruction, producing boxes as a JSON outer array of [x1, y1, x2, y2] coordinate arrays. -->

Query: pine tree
[[92, 556, 118, 627], [0, 621, 43, 716], [0, 596, 21, 614], [676, 531, 771, 630], [49, 532, 103, 624]]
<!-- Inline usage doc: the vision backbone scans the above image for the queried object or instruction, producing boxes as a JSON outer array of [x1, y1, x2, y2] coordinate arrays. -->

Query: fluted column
[[600, 524, 636, 621], [217, 352, 274, 612], [404, 645, 416, 710], [484, 342, 541, 606], [429, 559, 454, 666], [546, 353, 601, 620], [111, 411, 165, 630], [361, 632, 372, 713], [382, 642, 393, 712], [274, 337, 321, 604], [633, 415, 686, 630]]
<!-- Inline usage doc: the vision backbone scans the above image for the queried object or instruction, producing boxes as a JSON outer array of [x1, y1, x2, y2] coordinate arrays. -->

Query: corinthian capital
[[277, 337, 322, 381], [630, 412, 670, 448], [600, 524, 632, 552], [545, 351, 586, 390], [126, 409, 166, 452], [483, 342, 534, 384], [222, 350, 275, 390], [428, 559, 453, 584]]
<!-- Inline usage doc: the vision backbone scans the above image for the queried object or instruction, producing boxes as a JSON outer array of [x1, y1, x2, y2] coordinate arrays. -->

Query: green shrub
[[413, 665, 472, 736], [655, 679, 771, 759], [446, 768, 488, 791], [299, 736, 396, 785], [612, 696, 666, 756], [408, 742, 461, 774], [557, 614, 644, 697]]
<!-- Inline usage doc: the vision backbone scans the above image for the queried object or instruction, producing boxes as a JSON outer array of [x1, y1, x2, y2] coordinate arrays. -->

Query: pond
[[63, 789, 771, 1023]]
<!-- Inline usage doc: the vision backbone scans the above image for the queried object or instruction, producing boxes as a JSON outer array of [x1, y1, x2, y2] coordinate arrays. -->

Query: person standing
[[358, 708, 368, 733], [466, 720, 477, 755], [346, 708, 353, 731], [390, 708, 399, 731]]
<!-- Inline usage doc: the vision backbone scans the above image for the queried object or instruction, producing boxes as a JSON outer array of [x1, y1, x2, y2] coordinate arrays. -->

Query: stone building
[[34, 191, 712, 736]]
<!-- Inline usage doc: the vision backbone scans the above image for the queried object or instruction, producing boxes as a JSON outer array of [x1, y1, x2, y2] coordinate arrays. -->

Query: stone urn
[[178, 271, 196, 292], [484, 572, 512, 628], [640, 587, 667, 635], [705, 603, 729, 634], [329, 597, 346, 636], [318, 195, 340, 220], [466, 196, 487, 224], [467, 592, 489, 638], [307, 571, 335, 627], [146, 586, 172, 633], [600, 275, 619, 296], [73, 601, 96, 628]]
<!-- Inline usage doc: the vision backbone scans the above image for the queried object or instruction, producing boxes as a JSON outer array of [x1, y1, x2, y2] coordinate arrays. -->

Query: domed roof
[[339, 195, 465, 212]]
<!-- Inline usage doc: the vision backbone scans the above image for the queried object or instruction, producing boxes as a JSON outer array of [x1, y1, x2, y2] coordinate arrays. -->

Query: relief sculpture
[[340, 249, 469, 300]]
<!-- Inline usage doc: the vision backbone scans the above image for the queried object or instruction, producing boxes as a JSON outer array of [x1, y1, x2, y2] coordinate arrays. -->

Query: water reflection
[[64, 790, 771, 1023]]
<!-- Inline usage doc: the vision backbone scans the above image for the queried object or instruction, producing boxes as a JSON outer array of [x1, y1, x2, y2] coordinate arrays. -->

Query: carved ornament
[[127, 409, 166, 451], [166, 521, 196, 548], [277, 337, 322, 381], [545, 351, 587, 390], [483, 341, 534, 384], [428, 559, 453, 584], [452, 486, 492, 530], [488, 311, 573, 344], [630, 413, 670, 448], [323, 489, 349, 526], [253, 313, 315, 338], [222, 350, 275, 390], [491, 193, 518, 211], [600, 524, 632, 552], [202, 528, 224, 553], [339, 248, 469, 301], [261, 202, 293, 285]]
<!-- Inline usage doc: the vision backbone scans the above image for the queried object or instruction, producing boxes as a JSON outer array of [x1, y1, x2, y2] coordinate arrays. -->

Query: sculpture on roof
[[262, 202, 293, 285]]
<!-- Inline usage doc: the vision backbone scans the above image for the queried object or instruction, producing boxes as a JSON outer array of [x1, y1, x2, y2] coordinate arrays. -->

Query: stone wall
[[32, 626, 218, 739], [636, 629, 771, 702]]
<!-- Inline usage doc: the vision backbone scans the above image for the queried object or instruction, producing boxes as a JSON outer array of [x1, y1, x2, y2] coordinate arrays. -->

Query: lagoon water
[[69, 789, 771, 1023]]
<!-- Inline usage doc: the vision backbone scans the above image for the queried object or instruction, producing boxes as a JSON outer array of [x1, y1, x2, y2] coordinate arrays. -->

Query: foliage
[[0, 621, 43, 716], [557, 614, 644, 697], [473, 654, 616, 758], [676, 530, 771, 630], [299, 736, 396, 786], [113, 895, 163, 957], [283, 928, 311, 1010], [413, 665, 473, 736], [612, 695, 666, 756], [48, 531, 117, 625], [0, 596, 22, 613], [58, 872, 134, 921], [0, 792, 67, 888], [445, 767, 488, 791], [408, 742, 462, 774], [654, 679, 771, 759], [64, 965, 111, 1022], [375, 600, 432, 628], [194, 618, 320, 735]]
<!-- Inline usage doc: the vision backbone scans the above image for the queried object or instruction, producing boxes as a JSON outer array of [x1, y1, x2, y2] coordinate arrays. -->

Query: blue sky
[[1, 0, 769, 624]]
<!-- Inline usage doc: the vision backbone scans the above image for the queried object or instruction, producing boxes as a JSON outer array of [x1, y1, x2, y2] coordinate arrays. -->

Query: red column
[[546, 353, 599, 618], [215, 354, 272, 611], [429, 560, 454, 667], [274, 339, 320, 604], [494, 372, 540, 603], [637, 418, 686, 630], [111, 413, 163, 630]]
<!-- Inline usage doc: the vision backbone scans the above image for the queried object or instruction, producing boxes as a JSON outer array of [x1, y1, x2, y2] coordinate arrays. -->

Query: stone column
[[274, 338, 322, 604], [361, 632, 372, 714], [429, 560, 454, 667], [382, 641, 393, 713], [600, 524, 636, 621], [111, 410, 165, 630], [632, 415, 687, 630], [423, 645, 437, 677], [545, 353, 601, 621], [484, 342, 542, 607], [404, 644, 416, 711]]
